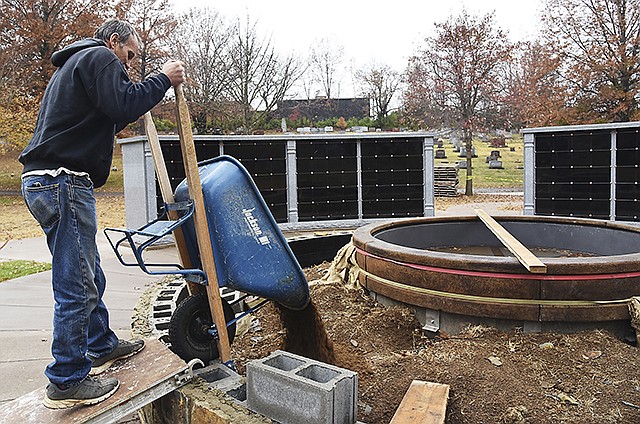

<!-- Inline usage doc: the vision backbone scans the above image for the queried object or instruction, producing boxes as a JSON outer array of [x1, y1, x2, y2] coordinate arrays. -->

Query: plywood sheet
[[0, 339, 187, 424]]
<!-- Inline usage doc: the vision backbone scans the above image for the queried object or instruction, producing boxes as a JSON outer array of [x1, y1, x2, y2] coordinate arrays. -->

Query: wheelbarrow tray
[[174, 155, 309, 310]]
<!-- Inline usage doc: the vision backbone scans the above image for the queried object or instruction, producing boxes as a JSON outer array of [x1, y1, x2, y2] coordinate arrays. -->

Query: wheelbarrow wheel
[[168, 292, 236, 364]]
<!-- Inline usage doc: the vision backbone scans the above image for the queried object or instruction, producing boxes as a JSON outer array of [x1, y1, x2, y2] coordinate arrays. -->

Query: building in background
[[276, 97, 370, 121]]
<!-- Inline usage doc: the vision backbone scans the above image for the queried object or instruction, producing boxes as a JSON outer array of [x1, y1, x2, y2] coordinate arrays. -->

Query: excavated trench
[[352, 216, 640, 338], [130, 232, 353, 423]]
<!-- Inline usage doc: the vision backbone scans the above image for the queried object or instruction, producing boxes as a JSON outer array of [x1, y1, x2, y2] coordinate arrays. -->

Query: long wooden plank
[[174, 84, 232, 363], [143, 112, 174, 203], [143, 112, 200, 295], [474, 209, 547, 274], [390, 380, 450, 424]]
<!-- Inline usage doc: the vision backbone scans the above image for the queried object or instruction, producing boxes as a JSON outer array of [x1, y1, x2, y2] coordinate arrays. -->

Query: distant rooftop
[[275, 97, 370, 121]]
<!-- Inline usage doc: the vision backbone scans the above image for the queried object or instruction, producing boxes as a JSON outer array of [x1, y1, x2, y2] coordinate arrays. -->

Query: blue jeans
[[22, 173, 118, 386]]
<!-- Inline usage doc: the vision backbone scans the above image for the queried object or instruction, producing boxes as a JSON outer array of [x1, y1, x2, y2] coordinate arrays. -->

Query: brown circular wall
[[353, 216, 640, 324]]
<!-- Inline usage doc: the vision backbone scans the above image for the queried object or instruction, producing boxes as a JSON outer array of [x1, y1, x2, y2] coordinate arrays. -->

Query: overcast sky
[[175, 0, 543, 97]]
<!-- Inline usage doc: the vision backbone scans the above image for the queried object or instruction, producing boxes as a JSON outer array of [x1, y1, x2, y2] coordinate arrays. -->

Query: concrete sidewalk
[[0, 232, 179, 406]]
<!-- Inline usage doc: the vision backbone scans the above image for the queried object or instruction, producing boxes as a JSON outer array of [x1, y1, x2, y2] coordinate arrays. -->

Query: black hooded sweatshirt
[[19, 38, 171, 187]]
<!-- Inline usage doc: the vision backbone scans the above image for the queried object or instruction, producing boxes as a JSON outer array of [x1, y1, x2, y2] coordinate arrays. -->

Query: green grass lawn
[[0, 260, 51, 282], [435, 135, 524, 189]]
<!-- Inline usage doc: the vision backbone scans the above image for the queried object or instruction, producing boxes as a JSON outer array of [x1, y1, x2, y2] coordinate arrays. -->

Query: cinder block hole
[[197, 368, 230, 383], [264, 355, 305, 371], [226, 384, 247, 402], [296, 364, 340, 383]]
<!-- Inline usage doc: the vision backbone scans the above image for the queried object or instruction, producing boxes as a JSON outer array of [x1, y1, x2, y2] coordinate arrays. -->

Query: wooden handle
[[174, 84, 232, 363], [143, 111, 200, 295], [144, 112, 174, 203]]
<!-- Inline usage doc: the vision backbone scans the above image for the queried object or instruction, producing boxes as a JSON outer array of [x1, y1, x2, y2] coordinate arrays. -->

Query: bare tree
[[502, 40, 575, 128], [309, 37, 344, 99], [116, 0, 177, 81], [171, 7, 233, 133], [0, 0, 105, 150], [226, 16, 304, 134], [0, 0, 104, 94], [405, 10, 512, 195], [298, 70, 317, 100], [356, 63, 401, 125], [542, 0, 640, 122]]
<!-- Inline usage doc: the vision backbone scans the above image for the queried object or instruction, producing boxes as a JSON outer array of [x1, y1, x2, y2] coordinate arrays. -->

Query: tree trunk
[[464, 128, 473, 196]]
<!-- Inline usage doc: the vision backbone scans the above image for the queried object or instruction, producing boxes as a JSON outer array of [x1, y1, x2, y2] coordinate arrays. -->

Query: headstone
[[435, 149, 447, 159], [489, 160, 503, 169], [459, 146, 477, 157], [490, 137, 506, 148], [486, 150, 501, 163]]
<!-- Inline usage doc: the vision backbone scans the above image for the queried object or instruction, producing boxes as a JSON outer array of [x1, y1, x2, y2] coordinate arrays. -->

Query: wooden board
[[174, 84, 232, 363], [390, 380, 450, 424], [143, 111, 200, 295], [475, 208, 547, 274], [0, 339, 187, 424]]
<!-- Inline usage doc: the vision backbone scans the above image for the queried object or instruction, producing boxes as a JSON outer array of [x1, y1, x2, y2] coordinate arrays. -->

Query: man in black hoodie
[[19, 19, 185, 409]]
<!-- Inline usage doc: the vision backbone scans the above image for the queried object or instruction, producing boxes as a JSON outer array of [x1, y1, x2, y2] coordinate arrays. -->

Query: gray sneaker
[[90, 339, 145, 375], [43, 376, 119, 409]]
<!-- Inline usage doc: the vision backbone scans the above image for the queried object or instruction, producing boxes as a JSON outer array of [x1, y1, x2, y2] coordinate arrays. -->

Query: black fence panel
[[296, 140, 358, 221]]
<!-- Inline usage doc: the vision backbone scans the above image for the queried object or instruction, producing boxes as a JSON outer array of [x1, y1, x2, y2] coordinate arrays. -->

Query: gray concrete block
[[194, 361, 244, 394], [246, 350, 358, 424], [489, 160, 503, 169]]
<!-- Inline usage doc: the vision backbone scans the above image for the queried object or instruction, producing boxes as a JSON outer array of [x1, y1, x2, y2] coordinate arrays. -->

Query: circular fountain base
[[352, 216, 640, 338]]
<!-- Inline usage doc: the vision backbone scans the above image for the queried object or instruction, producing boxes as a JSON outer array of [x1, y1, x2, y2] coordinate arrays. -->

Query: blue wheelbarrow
[[105, 155, 310, 363]]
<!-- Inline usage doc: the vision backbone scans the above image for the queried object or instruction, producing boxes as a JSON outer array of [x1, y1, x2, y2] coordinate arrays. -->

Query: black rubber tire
[[168, 292, 236, 364]]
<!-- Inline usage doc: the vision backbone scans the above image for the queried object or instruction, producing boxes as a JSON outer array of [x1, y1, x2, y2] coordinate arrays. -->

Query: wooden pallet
[[434, 188, 458, 197], [433, 166, 459, 197]]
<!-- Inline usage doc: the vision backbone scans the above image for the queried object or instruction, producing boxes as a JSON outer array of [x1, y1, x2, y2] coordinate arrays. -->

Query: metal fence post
[[610, 130, 617, 221], [523, 132, 535, 216], [286, 138, 299, 224], [119, 136, 157, 228], [423, 136, 435, 217], [356, 139, 363, 219]]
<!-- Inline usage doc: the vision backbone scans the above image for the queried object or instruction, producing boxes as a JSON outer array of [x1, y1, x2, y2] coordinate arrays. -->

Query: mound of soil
[[231, 263, 640, 424]]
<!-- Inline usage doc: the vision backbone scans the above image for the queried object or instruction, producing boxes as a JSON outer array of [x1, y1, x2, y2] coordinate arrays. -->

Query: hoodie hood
[[51, 38, 107, 67]]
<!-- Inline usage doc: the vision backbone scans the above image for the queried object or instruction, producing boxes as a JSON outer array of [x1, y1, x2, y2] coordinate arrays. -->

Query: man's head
[[94, 19, 140, 70]]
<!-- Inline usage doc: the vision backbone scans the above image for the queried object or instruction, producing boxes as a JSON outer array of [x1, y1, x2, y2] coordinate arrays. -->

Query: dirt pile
[[231, 263, 640, 424]]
